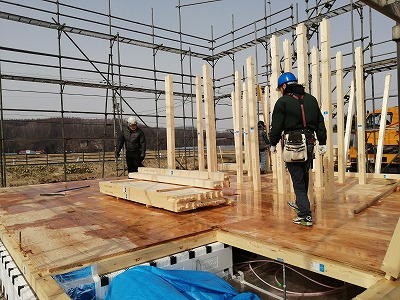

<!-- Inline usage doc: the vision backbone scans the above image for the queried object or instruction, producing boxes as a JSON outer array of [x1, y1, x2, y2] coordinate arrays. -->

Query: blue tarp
[[105, 266, 260, 300], [53, 266, 95, 300]]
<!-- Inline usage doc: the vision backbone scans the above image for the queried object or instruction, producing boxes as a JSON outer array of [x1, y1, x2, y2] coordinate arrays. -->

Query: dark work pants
[[286, 160, 312, 218], [126, 151, 143, 173]]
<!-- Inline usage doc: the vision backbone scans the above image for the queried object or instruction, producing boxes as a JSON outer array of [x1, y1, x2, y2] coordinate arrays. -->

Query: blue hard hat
[[277, 72, 297, 90]]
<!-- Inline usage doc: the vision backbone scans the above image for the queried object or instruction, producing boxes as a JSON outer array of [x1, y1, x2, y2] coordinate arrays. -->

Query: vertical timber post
[[195, 76, 205, 171], [320, 18, 334, 198], [165, 75, 176, 169], [336, 52, 346, 184], [355, 47, 367, 185]]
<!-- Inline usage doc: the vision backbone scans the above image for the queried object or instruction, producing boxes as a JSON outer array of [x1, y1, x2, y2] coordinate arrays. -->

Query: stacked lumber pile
[[99, 168, 231, 212]]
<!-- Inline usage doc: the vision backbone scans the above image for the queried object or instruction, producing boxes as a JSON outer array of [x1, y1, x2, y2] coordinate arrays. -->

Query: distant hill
[[2, 118, 234, 154]]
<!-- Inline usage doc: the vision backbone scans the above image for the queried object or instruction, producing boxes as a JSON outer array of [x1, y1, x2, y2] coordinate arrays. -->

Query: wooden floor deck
[[0, 173, 399, 299]]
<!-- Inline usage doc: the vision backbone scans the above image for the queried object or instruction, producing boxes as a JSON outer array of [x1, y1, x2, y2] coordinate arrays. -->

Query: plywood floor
[[0, 173, 399, 296]]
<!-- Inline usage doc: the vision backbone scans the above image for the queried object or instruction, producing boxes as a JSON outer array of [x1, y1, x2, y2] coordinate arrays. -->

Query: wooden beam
[[344, 81, 355, 156], [271, 35, 287, 194], [138, 167, 228, 182], [381, 216, 400, 279], [353, 181, 400, 214], [296, 23, 308, 90], [128, 173, 224, 189], [375, 74, 392, 174], [283, 39, 292, 72], [320, 18, 335, 198], [336, 52, 346, 184], [354, 277, 400, 300], [100, 180, 226, 212], [195, 75, 205, 171], [246, 56, 261, 191], [233, 71, 244, 184], [242, 78, 251, 177], [217, 230, 382, 288], [355, 46, 367, 185], [270, 35, 280, 179], [311, 46, 324, 188], [165, 74, 175, 169], [96, 230, 217, 275], [202, 64, 218, 172]]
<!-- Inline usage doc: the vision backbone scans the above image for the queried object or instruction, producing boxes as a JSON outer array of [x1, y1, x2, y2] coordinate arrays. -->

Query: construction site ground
[[0, 172, 399, 299]]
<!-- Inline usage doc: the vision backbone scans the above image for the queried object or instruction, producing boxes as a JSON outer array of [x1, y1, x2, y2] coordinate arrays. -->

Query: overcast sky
[[0, 0, 397, 129]]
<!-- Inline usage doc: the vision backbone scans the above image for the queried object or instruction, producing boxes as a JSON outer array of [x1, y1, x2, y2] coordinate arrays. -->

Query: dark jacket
[[269, 84, 327, 146], [258, 127, 270, 151], [116, 126, 146, 157]]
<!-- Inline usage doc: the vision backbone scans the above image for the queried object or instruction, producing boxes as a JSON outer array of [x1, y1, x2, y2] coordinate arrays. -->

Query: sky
[[0, 0, 398, 130]]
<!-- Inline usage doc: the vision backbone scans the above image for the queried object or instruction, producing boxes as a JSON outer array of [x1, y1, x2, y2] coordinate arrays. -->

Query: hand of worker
[[270, 146, 277, 154], [318, 145, 327, 155]]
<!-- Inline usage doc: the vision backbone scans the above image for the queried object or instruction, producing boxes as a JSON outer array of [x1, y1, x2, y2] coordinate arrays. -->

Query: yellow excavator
[[348, 106, 399, 173]]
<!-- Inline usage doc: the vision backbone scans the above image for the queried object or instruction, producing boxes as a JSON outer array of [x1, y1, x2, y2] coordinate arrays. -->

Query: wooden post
[[336, 52, 346, 184], [202, 64, 218, 172], [381, 217, 400, 280], [355, 47, 367, 184], [270, 35, 280, 179], [320, 18, 334, 198], [242, 81, 251, 177], [270, 36, 286, 194], [375, 74, 392, 174], [233, 71, 244, 184], [344, 81, 355, 156], [283, 39, 292, 72], [311, 46, 324, 188], [165, 75, 175, 169], [296, 23, 309, 91], [195, 76, 205, 171], [296, 23, 312, 198], [264, 86, 272, 171], [247, 56, 261, 191]]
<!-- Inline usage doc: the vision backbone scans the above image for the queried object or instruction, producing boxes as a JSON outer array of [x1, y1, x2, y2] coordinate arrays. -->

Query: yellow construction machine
[[348, 106, 400, 173]]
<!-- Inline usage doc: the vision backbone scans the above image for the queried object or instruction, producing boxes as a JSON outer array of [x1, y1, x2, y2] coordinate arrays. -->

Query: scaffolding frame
[[0, 0, 398, 186]]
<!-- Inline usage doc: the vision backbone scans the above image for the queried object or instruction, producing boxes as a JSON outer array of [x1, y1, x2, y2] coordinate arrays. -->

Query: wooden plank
[[202, 64, 218, 172], [353, 181, 400, 214], [195, 75, 206, 171], [334, 171, 400, 180], [336, 52, 346, 184], [100, 180, 227, 212], [355, 46, 367, 184], [128, 173, 224, 189], [381, 217, 400, 279], [138, 167, 228, 182], [165, 74, 176, 169], [375, 74, 392, 174], [320, 18, 334, 198]]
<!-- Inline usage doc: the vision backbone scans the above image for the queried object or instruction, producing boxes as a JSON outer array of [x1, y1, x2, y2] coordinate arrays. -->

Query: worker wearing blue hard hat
[[269, 71, 327, 227]]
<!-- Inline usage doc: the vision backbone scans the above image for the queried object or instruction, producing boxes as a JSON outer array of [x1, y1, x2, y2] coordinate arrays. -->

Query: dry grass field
[[3, 149, 236, 187]]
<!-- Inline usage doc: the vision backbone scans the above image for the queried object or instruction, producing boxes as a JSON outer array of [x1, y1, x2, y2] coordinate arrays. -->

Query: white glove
[[270, 146, 277, 154], [318, 145, 327, 155]]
